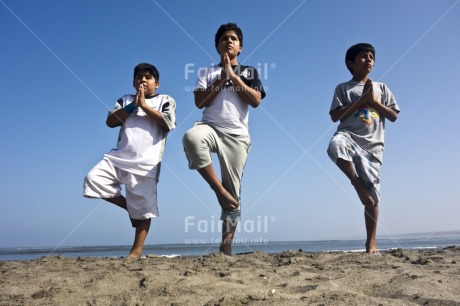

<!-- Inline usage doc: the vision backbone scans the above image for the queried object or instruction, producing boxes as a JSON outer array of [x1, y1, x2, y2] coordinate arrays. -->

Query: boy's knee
[[83, 171, 95, 186], [83, 173, 98, 197], [327, 141, 340, 162], [328, 137, 343, 151], [328, 136, 351, 163], [182, 129, 202, 149]]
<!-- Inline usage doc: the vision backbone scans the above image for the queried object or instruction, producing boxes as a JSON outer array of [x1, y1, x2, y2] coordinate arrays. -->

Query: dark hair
[[345, 43, 375, 74], [133, 63, 160, 81], [215, 23, 243, 50]]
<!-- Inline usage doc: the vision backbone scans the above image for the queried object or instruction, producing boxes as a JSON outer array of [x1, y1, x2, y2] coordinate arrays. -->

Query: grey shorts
[[327, 133, 382, 206], [182, 123, 251, 221]]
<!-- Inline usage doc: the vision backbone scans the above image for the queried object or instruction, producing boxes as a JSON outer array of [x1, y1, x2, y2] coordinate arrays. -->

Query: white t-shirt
[[104, 94, 176, 178], [195, 64, 265, 136]]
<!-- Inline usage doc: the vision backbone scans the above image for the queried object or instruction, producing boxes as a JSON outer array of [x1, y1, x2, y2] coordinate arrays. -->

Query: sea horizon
[[1, 230, 459, 261]]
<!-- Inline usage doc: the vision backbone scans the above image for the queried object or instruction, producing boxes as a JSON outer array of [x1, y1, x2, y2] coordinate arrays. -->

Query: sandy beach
[[1, 247, 459, 305]]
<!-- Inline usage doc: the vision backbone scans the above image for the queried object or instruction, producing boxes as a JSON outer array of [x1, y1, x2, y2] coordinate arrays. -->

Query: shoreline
[[1, 247, 459, 305], [2, 235, 459, 262]]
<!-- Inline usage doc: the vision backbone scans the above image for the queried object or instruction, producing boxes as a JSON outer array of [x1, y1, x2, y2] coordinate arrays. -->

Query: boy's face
[[347, 51, 374, 77], [217, 30, 242, 58], [133, 71, 159, 96]]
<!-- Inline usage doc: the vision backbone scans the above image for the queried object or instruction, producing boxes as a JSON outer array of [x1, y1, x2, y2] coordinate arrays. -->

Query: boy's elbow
[[329, 108, 342, 122], [251, 100, 261, 108], [249, 92, 262, 108], [195, 101, 205, 109], [194, 91, 206, 109], [106, 119, 114, 127], [389, 112, 399, 122], [106, 117, 121, 128], [194, 96, 205, 109], [162, 122, 173, 131], [330, 113, 339, 122]]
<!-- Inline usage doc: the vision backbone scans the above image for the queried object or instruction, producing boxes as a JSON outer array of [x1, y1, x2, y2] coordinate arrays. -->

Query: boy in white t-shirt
[[327, 43, 400, 254], [84, 63, 176, 261], [183, 23, 266, 255]]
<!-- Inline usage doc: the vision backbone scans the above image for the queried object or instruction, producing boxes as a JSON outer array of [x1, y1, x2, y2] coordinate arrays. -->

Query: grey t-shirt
[[330, 80, 400, 162]]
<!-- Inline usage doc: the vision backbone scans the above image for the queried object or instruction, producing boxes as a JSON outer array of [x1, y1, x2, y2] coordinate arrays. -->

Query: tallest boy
[[183, 23, 266, 255]]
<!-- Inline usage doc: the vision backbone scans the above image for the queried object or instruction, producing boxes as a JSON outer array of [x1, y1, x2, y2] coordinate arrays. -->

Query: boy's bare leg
[[336, 158, 374, 207], [365, 206, 379, 253], [125, 218, 151, 261], [105, 196, 140, 227], [105, 195, 127, 209], [220, 220, 238, 256], [198, 164, 239, 211]]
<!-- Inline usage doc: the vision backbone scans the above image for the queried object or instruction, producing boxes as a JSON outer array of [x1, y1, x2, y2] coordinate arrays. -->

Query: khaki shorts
[[182, 123, 251, 221], [83, 158, 158, 219]]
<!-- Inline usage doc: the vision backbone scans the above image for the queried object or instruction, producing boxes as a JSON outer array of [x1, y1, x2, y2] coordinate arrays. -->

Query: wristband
[[124, 103, 137, 114]]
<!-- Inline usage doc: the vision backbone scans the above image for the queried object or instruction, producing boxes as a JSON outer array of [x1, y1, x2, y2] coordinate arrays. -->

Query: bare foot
[[365, 240, 378, 254], [219, 243, 232, 256], [351, 179, 374, 207], [124, 248, 142, 262], [123, 253, 141, 263], [215, 187, 239, 211], [367, 248, 380, 255]]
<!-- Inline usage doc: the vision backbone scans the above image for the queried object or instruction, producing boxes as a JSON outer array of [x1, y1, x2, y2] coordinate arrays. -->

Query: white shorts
[[83, 158, 158, 219], [327, 133, 382, 206]]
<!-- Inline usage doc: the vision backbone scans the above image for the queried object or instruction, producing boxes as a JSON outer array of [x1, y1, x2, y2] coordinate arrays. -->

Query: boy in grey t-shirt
[[327, 43, 400, 254]]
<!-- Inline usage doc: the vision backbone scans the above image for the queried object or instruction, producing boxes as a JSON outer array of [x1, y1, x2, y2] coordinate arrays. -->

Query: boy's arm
[[223, 53, 262, 108], [329, 92, 371, 122], [194, 69, 262, 109], [194, 76, 227, 109], [229, 75, 262, 108], [141, 106, 171, 130], [106, 102, 131, 128], [136, 86, 174, 131], [368, 82, 398, 122], [330, 79, 374, 122]]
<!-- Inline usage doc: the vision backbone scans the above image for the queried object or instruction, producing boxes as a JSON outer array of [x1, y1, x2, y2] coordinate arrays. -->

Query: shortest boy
[[83, 63, 176, 261], [327, 43, 400, 254]]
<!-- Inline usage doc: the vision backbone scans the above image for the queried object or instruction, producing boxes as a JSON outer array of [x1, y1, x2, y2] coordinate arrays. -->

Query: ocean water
[[1, 234, 459, 261]]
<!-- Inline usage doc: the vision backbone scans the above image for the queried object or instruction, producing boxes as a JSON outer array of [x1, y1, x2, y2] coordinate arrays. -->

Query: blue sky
[[1, 0, 459, 249]]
